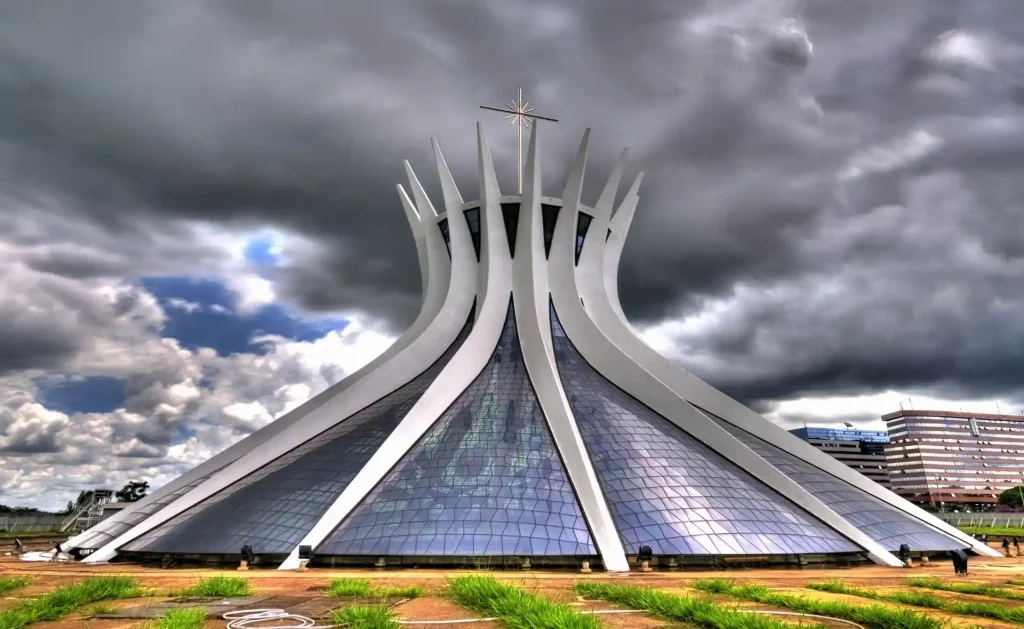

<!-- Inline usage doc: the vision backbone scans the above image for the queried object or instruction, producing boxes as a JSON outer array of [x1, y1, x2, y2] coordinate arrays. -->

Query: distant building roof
[[789, 426, 889, 443]]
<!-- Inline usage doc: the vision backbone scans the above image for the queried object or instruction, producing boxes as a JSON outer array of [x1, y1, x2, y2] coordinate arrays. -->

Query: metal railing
[[0, 514, 64, 533], [938, 512, 1024, 528]]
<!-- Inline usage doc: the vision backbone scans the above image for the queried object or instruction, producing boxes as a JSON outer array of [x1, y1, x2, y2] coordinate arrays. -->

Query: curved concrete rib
[[83, 156, 471, 564], [511, 125, 628, 572], [550, 132, 902, 567], [68, 173, 445, 554], [277, 124, 514, 570], [590, 151, 996, 559]]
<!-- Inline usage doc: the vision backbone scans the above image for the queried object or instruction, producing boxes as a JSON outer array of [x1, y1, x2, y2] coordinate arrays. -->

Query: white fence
[[0, 514, 65, 533], [938, 512, 1024, 528]]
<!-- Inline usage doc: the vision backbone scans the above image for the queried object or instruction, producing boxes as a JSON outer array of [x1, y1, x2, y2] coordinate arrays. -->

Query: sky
[[2, 0, 1024, 511]]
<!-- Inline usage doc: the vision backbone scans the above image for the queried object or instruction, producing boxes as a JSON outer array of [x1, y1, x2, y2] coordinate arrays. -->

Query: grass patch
[[958, 526, 1024, 536], [330, 605, 399, 629], [84, 604, 116, 618], [807, 579, 1024, 625], [156, 608, 207, 629], [0, 578, 30, 596], [449, 575, 599, 629], [907, 577, 1024, 602], [576, 582, 826, 629], [172, 576, 252, 598], [695, 578, 942, 629], [0, 576, 141, 629], [1010, 580, 1024, 587], [326, 578, 422, 599]]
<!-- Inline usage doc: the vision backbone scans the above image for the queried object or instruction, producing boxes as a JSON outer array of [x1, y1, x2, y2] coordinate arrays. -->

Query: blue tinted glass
[[120, 313, 474, 556], [74, 475, 215, 550], [705, 412, 966, 551], [550, 307, 861, 556], [320, 302, 595, 557]]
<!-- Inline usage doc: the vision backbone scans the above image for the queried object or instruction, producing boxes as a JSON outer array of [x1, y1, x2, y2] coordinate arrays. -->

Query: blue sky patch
[[141, 276, 349, 356], [37, 375, 126, 414]]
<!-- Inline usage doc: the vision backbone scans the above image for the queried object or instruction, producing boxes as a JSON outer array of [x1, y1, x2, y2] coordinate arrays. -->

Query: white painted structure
[[69, 124, 999, 569]]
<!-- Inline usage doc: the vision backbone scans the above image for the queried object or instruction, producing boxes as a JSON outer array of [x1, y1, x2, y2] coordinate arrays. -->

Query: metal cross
[[480, 87, 558, 194]]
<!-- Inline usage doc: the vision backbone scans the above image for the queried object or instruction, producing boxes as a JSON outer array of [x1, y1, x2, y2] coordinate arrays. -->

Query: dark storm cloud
[[4, 0, 1024, 409]]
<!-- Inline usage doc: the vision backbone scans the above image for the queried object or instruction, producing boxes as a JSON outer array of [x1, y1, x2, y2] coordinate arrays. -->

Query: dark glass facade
[[464, 208, 481, 260], [319, 302, 595, 557], [575, 213, 592, 265], [550, 307, 861, 556], [542, 204, 559, 258], [120, 312, 474, 555], [501, 203, 520, 256], [707, 412, 966, 551]]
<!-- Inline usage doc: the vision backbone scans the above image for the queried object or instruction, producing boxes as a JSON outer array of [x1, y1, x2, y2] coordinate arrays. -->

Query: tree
[[115, 481, 149, 503], [998, 485, 1024, 508]]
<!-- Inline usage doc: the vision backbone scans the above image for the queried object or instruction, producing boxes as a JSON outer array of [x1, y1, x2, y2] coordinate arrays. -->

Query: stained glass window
[[319, 301, 595, 557], [551, 306, 862, 556], [120, 311, 475, 556]]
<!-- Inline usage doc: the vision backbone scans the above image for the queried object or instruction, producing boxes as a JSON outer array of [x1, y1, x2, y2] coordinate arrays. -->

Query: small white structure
[[65, 123, 999, 569]]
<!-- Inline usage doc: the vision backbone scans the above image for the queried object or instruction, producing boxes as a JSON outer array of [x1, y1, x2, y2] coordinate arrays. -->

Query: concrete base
[[237, 560, 249, 571], [639, 560, 652, 573], [580, 561, 591, 574]]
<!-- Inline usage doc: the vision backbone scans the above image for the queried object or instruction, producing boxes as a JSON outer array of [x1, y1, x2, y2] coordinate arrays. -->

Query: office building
[[884, 410, 1024, 507], [788, 427, 890, 488]]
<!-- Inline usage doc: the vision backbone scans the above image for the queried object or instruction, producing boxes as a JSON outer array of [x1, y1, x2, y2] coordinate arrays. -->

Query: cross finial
[[480, 87, 558, 194]]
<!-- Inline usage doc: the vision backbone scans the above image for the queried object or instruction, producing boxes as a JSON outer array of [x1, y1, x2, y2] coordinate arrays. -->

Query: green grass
[[326, 578, 422, 599], [0, 576, 142, 629], [449, 575, 600, 629], [330, 605, 399, 629], [806, 579, 1024, 625], [958, 526, 1024, 536], [907, 577, 1024, 602], [694, 579, 942, 629], [156, 608, 207, 629], [172, 576, 252, 598], [0, 578, 30, 596], [1010, 580, 1024, 587], [576, 582, 827, 629], [84, 604, 116, 618]]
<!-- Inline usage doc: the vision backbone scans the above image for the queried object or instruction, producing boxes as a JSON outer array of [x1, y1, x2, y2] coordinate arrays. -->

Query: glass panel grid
[[121, 313, 474, 555], [705, 411, 967, 551], [320, 302, 596, 557], [550, 306, 861, 556], [75, 475, 214, 550]]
